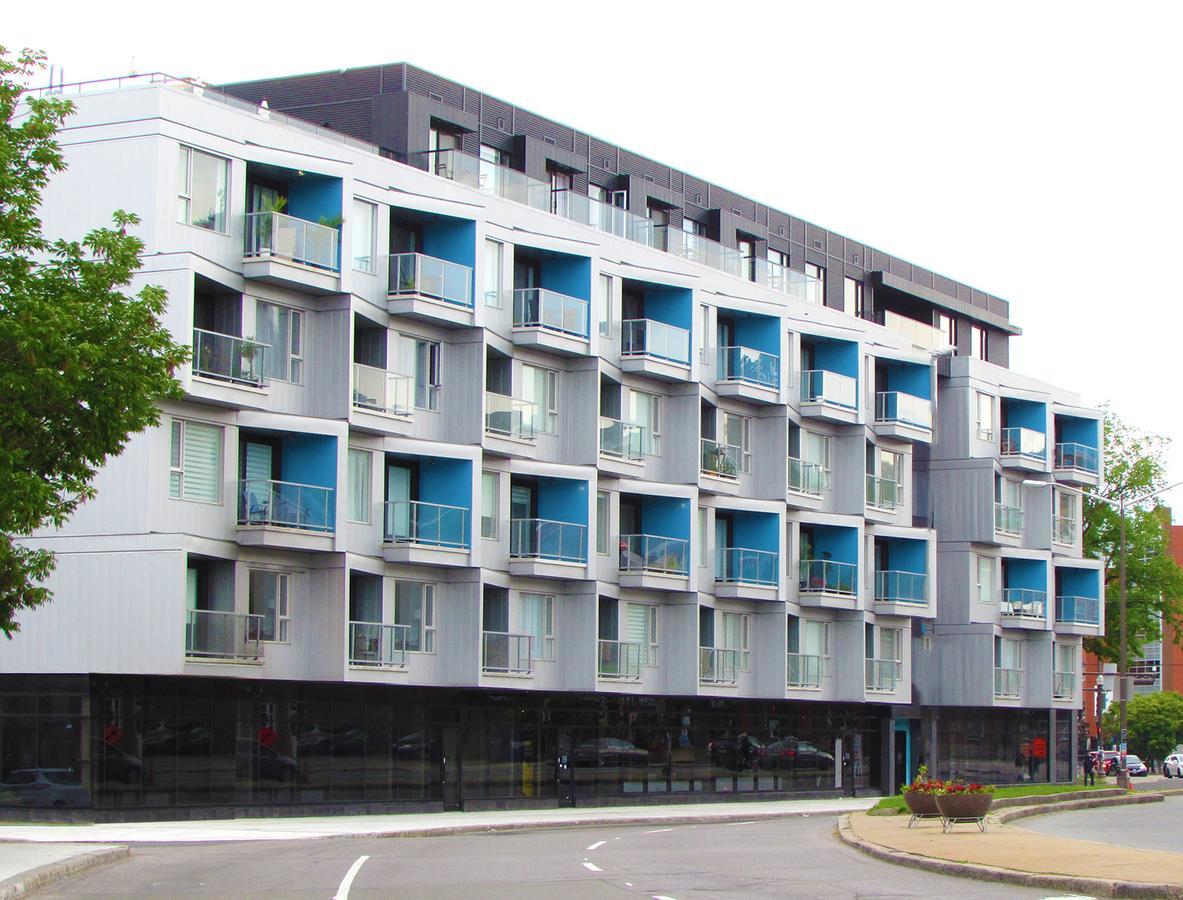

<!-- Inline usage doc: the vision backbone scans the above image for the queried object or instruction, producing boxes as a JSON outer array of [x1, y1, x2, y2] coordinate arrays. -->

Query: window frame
[[975, 554, 995, 604], [168, 418, 223, 504], [522, 593, 555, 661], [722, 611, 751, 672], [597, 273, 612, 337], [177, 144, 230, 234], [975, 391, 995, 441], [481, 471, 499, 540], [248, 570, 291, 644], [596, 490, 610, 555], [522, 363, 559, 434], [414, 337, 442, 411], [394, 580, 436, 654], [351, 197, 377, 274], [256, 300, 305, 385], [484, 239, 504, 308], [346, 447, 372, 524]]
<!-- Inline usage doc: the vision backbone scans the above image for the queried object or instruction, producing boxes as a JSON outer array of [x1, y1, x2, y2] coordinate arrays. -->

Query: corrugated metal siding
[[405, 66, 465, 109], [514, 109, 574, 151]]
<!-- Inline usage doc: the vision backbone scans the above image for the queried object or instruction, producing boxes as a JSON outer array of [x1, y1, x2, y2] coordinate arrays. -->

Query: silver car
[[1164, 753, 1183, 778]]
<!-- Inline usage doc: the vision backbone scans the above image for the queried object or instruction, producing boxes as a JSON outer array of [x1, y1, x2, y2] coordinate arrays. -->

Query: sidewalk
[[0, 795, 877, 844], [0, 844, 126, 900]]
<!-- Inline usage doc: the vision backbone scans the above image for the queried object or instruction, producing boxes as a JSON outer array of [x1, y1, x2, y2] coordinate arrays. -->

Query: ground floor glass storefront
[[931, 707, 1074, 784]]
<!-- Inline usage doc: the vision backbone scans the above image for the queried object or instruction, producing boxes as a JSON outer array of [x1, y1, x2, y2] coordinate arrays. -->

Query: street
[[1023, 793, 1183, 854]]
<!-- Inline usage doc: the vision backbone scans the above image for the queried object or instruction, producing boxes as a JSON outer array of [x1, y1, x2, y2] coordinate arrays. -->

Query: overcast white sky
[[8, 1, 1183, 512]]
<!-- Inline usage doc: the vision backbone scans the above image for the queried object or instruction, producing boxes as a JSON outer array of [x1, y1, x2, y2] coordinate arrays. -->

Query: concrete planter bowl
[[903, 791, 941, 817], [935, 792, 993, 828]]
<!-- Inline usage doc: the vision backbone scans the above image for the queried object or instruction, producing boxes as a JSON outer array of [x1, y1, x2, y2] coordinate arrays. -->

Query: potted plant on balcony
[[934, 780, 996, 830], [253, 194, 287, 255], [901, 764, 943, 825]]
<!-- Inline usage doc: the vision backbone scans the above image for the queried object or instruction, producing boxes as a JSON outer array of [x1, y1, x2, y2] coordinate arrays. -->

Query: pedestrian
[[1083, 752, 1095, 786]]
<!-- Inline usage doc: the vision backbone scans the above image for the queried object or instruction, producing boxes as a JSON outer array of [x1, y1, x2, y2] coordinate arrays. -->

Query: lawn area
[[871, 781, 1112, 813]]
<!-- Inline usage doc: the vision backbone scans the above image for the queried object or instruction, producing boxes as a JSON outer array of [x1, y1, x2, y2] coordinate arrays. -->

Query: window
[[169, 419, 222, 503], [249, 571, 290, 643], [722, 612, 751, 672], [351, 198, 376, 273], [801, 428, 831, 490], [629, 390, 661, 456], [721, 411, 752, 474], [975, 392, 995, 441], [484, 239, 503, 307], [347, 448, 372, 523], [596, 273, 611, 337], [699, 304, 710, 363], [936, 313, 955, 348], [394, 581, 435, 653], [788, 617, 831, 677], [393, 334, 441, 411], [177, 145, 228, 232], [521, 594, 555, 660], [767, 247, 789, 268], [256, 301, 303, 383], [596, 491, 609, 555], [805, 262, 826, 303], [996, 636, 1022, 670], [1053, 642, 1076, 699], [843, 277, 864, 317], [624, 602, 658, 667], [969, 324, 988, 361], [1054, 489, 1078, 544], [481, 471, 499, 539], [682, 217, 706, 237], [976, 554, 995, 604], [522, 364, 559, 434], [698, 507, 708, 567]]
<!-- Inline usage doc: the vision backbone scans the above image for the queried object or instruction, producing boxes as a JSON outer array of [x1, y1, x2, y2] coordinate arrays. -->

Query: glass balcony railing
[[654, 226, 744, 278], [185, 609, 263, 661], [620, 534, 689, 576], [875, 391, 933, 431], [597, 640, 643, 680], [1054, 442, 1100, 474], [995, 502, 1023, 536], [481, 631, 533, 675], [786, 653, 823, 688], [484, 392, 537, 441], [1000, 426, 1047, 460], [716, 548, 779, 587], [875, 570, 927, 604], [800, 369, 857, 409], [718, 346, 780, 389], [353, 363, 413, 416], [994, 667, 1022, 698], [388, 252, 473, 308], [755, 259, 824, 303], [512, 288, 589, 339], [1001, 589, 1048, 619], [799, 559, 857, 596], [509, 518, 587, 564], [865, 658, 901, 692], [552, 189, 655, 243], [880, 310, 953, 352], [348, 621, 410, 668], [621, 318, 691, 365], [787, 457, 827, 497], [192, 329, 269, 386], [245, 211, 340, 272], [1053, 515, 1078, 545], [383, 500, 470, 549], [1056, 595, 1100, 625], [238, 479, 335, 533], [598, 417, 647, 460], [699, 647, 740, 685], [1053, 671, 1075, 700], [701, 438, 743, 478], [866, 475, 901, 511]]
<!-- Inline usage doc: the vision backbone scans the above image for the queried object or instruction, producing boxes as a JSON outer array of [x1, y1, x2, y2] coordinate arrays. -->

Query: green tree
[[0, 48, 188, 636], [1101, 691, 1183, 762], [1083, 411, 1183, 661]]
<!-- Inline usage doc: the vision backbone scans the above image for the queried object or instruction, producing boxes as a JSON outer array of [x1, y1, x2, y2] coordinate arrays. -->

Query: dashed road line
[[587, 840, 606, 851], [582, 861, 603, 872], [644, 827, 674, 834]]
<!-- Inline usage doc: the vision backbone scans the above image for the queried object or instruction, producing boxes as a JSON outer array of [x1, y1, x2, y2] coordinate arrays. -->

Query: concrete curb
[[991, 787, 1126, 809], [996, 792, 1162, 824], [0, 846, 129, 900]]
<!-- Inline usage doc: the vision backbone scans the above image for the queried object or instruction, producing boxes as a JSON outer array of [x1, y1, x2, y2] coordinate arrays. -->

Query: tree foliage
[[1101, 691, 1183, 761], [0, 48, 189, 636], [1083, 411, 1183, 661]]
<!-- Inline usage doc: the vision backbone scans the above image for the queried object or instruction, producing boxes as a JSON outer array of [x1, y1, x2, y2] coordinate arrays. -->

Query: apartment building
[[0, 64, 1102, 816]]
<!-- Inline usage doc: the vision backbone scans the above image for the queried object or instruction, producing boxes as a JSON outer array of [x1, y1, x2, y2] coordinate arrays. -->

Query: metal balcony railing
[[1054, 442, 1100, 474], [185, 609, 264, 661], [718, 345, 780, 389], [509, 518, 587, 564], [1053, 671, 1075, 700], [1055, 595, 1101, 625], [512, 288, 589, 338], [799, 559, 858, 596], [800, 369, 857, 409], [348, 621, 410, 668], [701, 438, 743, 478], [699, 647, 740, 685], [245, 211, 339, 272], [1053, 515, 1077, 545], [388, 252, 473, 308], [994, 667, 1023, 698], [866, 475, 901, 511], [352, 363, 413, 416], [1001, 589, 1048, 619], [1000, 426, 1047, 460], [621, 318, 691, 365], [865, 658, 901, 692], [787, 457, 827, 496], [383, 500, 470, 549], [484, 392, 537, 440], [238, 479, 335, 533], [619, 534, 689, 576], [995, 502, 1023, 536], [482, 631, 533, 675], [716, 548, 779, 587], [875, 391, 933, 431], [787, 652, 823, 688], [597, 640, 643, 680], [598, 417, 647, 460], [192, 329, 269, 386], [874, 570, 927, 604]]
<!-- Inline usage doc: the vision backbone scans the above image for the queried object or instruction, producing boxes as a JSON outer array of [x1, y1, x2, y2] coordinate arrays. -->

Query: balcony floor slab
[[242, 256, 341, 295], [235, 526, 335, 553], [387, 293, 475, 328]]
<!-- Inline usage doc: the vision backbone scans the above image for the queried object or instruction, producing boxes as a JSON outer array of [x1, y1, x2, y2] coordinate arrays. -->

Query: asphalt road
[[41, 815, 1054, 899], [1023, 793, 1183, 854]]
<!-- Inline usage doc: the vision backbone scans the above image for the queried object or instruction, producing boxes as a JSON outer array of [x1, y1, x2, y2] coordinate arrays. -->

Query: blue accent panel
[[1059, 566, 1099, 598], [812, 339, 859, 379], [422, 218, 477, 269], [644, 286, 693, 331], [1058, 416, 1099, 448], [538, 477, 588, 527], [541, 255, 591, 301], [1005, 557, 1047, 592], [732, 512, 779, 553], [642, 496, 690, 541], [418, 456, 473, 511], [733, 314, 780, 356], [886, 362, 931, 400], [811, 524, 858, 566], [282, 434, 337, 528], [286, 175, 342, 224], [884, 537, 927, 573], [1003, 399, 1047, 434]]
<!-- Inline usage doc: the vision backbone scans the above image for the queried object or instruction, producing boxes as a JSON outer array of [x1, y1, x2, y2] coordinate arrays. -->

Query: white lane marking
[[644, 827, 674, 834], [587, 840, 606, 851], [624, 883, 633, 887], [333, 855, 370, 900], [582, 861, 603, 872], [724, 820, 757, 826], [653, 895, 679, 899]]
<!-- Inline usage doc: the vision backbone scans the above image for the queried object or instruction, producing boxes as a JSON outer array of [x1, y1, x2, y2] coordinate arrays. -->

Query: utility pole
[[1117, 492, 1130, 789]]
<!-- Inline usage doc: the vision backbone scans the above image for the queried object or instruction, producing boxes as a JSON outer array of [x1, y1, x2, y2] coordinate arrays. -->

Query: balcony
[[620, 318, 691, 380], [1054, 442, 1099, 476], [798, 559, 858, 608], [387, 252, 474, 326], [511, 288, 589, 355], [599, 418, 646, 463], [874, 391, 933, 442], [787, 457, 826, 499], [874, 570, 927, 605], [865, 658, 901, 693], [1055, 595, 1101, 632], [699, 647, 739, 686], [382, 500, 471, 567], [715, 548, 779, 600], [755, 260, 824, 304], [866, 475, 901, 513], [619, 534, 690, 590], [700, 438, 742, 480], [1052, 515, 1078, 546], [237, 479, 335, 551], [509, 518, 588, 579], [995, 502, 1023, 538], [1000, 427, 1047, 468], [800, 370, 858, 424], [243, 211, 340, 293], [880, 310, 952, 352], [192, 329, 268, 388], [1053, 671, 1075, 700], [994, 667, 1022, 699], [1000, 589, 1048, 627], [481, 631, 533, 676], [597, 640, 642, 681], [185, 610, 263, 664], [484, 392, 537, 448], [348, 621, 409, 669], [787, 653, 823, 689], [716, 345, 780, 403], [654, 226, 744, 278], [353, 363, 413, 418]]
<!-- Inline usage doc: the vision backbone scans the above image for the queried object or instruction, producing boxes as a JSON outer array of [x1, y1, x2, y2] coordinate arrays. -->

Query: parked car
[[1163, 753, 1183, 778], [0, 768, 90, 807], [758, 738, 835, 772], [1124, 754, 1149, 776], [707, 734, 763, 771], [573, 738, 648, 768], [1099, 750, 1120, 775]]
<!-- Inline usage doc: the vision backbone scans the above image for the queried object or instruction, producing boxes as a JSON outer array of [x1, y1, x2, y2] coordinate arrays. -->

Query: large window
[[394, 333, 441, 411], [624, 602, 658, 666], [483, 239, 503, 307], [629, 389, 661, 456], [975, 392, 995, 441], [788, 616, 832, 676], [177, 145, 229, 232], [843, 277, 864, 317], [395, 581, 435, 653], [351, 198, 376, 273], [596, 491, 609, 555], [522, 364, 559, 434], [805, 262, 826, 301], [249, 571, 290, 643], [481, 471, 499, 539], [256, 301, 303, 384], [597, 273, 611, 337], [169, 419, 222, 503], [722, 611, 751, 672], [721, 411, 752, 474], [976, 554, 995, 604], [347, 448, 371, 523], [1053, 642, 1076, 699], [521, 594, 555, 660], [970, 324, 988, 361]]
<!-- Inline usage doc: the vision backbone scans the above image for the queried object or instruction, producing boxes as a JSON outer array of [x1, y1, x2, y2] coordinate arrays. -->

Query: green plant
[[937, 780, 995, 795], [317, 213, 343, 229], [901, 763, 944, 794]]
